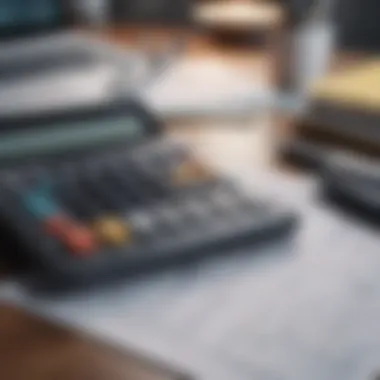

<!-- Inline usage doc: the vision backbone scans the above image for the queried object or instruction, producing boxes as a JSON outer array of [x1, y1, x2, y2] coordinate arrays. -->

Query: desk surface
[[0, 304, 189, 380], [6, 165, 380, 380]]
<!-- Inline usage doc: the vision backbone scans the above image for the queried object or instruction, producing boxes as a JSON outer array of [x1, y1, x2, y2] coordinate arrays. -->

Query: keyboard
[[0, 136, 296, 291]]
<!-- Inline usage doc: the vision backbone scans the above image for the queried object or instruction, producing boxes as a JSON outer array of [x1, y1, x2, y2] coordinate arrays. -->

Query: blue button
[[23, 192, 60, 219]]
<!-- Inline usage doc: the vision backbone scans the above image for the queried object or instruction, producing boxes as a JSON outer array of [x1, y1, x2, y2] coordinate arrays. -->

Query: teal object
[[23, 190, 60, 219], [0, 117, 141, 161]]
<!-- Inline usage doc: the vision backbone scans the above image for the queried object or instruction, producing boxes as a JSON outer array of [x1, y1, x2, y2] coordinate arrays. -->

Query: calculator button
[[44, 216, 96, 256], [62, 226, 96, 256], [157, 205, 182, 224], [182, 199, 209, 218], [93, 217, 132, 246], [128, 211, 155, 237], [212, 191, 240, 209], [24, 192, 60, 219], [172, 161, 212, 186]]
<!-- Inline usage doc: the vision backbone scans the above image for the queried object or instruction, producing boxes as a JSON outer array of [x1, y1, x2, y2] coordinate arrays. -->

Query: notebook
[[311, 60, 380, 112]]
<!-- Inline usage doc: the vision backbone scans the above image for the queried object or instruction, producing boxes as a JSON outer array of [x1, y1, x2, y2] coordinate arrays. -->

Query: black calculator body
[[0, 100, 297, 291]]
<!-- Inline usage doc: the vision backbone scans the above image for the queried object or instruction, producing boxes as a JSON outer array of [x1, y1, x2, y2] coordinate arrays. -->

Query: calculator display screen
[[0, 117, 142, 160]]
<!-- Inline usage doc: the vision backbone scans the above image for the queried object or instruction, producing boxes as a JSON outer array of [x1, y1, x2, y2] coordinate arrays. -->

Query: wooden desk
[[0, 304, 189, 380]]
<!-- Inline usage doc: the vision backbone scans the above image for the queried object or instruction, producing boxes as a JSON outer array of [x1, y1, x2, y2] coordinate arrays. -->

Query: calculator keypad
[[0, 139, 296, 288]]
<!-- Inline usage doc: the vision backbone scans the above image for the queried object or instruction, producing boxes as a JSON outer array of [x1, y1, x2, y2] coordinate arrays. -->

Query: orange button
[[92, 217, 132, 246], [172, 160, 213, 186]]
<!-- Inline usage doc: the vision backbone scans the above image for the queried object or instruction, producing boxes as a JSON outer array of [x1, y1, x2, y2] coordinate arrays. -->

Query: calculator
[[0, 101, 297, 291]]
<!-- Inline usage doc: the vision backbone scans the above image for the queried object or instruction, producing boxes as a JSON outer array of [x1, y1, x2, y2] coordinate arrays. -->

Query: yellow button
[[93, 217, 132, 246], [172, 160, 212, 186]]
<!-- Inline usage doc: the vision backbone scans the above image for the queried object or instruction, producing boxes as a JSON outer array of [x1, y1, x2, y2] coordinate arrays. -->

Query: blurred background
[[3, 1, 380, 380]]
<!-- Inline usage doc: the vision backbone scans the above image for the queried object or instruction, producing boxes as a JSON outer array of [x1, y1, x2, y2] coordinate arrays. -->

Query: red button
[[62, 226, 97, 257], [44, 216, 96, 256]]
